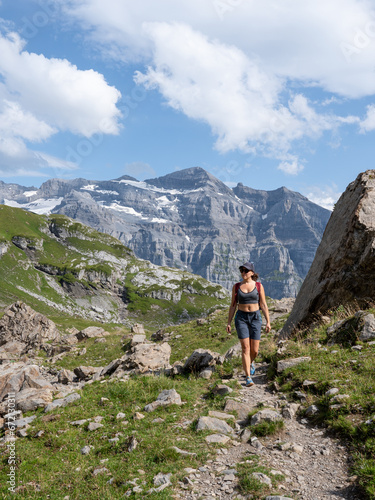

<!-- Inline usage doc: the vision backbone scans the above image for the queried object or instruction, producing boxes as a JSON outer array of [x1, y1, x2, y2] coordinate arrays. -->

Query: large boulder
[[0, 363, 54, 403], [183, 349, 223, 373], [281, 170, 375, 337], [0, 302, 60, 353], [15, 388, 53, 412], [123, 342, 171, 372]]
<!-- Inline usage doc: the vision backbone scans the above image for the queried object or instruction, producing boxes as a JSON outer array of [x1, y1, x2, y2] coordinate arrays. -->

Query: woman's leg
[[250, 339, 260, 365], [239, 338, 251, 377]]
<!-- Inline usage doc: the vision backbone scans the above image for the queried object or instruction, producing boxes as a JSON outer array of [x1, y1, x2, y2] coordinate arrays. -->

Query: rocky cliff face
[[281, 170, 375, 337], [0, 168, 330, 299]]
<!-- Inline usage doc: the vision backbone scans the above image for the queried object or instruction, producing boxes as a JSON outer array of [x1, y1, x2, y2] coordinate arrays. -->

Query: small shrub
[[251, 420, 285, 437]]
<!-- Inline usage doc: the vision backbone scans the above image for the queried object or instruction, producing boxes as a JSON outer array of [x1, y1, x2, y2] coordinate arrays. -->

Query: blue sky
[[1, 0, 375, 209]]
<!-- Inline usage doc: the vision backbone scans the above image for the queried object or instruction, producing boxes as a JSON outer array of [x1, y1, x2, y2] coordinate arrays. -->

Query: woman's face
[[240, 268, 253, 277]]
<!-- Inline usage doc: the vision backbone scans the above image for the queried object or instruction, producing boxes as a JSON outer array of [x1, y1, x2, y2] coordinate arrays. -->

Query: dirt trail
[[174, 363, 361, 500]]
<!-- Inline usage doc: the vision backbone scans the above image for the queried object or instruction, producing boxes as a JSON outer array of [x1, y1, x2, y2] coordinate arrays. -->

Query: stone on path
[[205, 434, 231, 444], [252, 472, 272, 486], [251, 409, 283, 426], [208, 410, 235, 420], [196, 416, 234, 435]]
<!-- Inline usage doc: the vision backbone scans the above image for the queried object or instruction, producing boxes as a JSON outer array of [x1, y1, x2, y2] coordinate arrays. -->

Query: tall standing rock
[[281, 170, 375, 337]]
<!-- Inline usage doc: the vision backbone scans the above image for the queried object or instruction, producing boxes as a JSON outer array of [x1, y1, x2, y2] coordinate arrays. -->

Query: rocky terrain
[[0, 299, 369, 499], [0, 167, 331, 299]]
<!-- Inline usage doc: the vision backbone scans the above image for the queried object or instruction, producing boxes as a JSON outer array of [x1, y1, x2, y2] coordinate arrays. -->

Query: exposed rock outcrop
[[0, 302, 61, 358], [281, 170, 375, 337]]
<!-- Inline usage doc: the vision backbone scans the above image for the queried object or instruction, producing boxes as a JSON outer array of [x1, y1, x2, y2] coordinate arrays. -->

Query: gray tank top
[[238, 286, 259, 304]]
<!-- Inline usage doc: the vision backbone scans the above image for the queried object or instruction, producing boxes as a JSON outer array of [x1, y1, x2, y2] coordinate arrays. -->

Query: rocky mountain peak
[[145, 166, 232, 194]]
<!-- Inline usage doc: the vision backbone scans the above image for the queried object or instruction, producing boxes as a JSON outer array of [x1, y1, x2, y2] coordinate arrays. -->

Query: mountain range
[[0, 167, 331, 299]]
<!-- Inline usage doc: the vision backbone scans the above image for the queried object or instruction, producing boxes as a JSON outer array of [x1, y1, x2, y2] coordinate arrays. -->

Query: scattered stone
[[131, 334, 146, 346], [277, 357, 311, 373], [224, 399, 251, 422], [282, 403, 300, 419], [172, 446, 197, 456], [265, 497, 294, 500], [148, 472, 173, 493], [76, 326, 109, 341], [331, 394, 350, 403], [92, 467, 109, 476], [305, 405, 319, 416], [252, 472, 272, 487], [152, 417, 165, 424], [359, 314, 375, 341], [325, 388, 339, 397], [74, 366, 101, 381], [240, 428, 251, 443], [116, 412, 126, 420], [302, 380, 317, 387], [95, 338, 106, 344], [12, 415, 37, 428], [251, 409, 283, 426], [123, 342, 171, 372], [44, 393, 81, 413], [133, 412, 145, 420], [127, 435, 138, 452], [294, 390, 307, 402], [144, 389, 182, 412], [211, 384, 233, 396], [352, 345, 362, 351], [183, 349, 223, 373], [205, 434, 231, 444], [58, 369, 75, 384], [131, 324, 145, 334], [70, 419, 87, 426], [199, 368, 214, 379], [15, 388, 53, 412], [196, 416, 234, 435], [87, 422, 103, 431], [208, 411, 235, 421], [290, 443, 303, 454], [80, 446, 92, 455]]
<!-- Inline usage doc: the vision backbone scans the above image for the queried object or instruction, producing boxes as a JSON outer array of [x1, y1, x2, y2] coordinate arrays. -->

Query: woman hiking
[[226, 262, 271, 386]]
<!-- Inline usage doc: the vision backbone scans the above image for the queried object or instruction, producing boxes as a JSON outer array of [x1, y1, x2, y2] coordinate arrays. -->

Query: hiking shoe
[[250, 363, 255, 376], [245, 376, 254, 387]]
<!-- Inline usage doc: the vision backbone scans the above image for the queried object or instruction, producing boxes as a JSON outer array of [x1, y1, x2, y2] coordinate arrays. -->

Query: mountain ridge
[[0, 167, 330, 299]]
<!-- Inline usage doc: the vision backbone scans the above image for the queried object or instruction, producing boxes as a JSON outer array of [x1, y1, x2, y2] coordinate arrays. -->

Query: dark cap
[[239, 262, 255, 272]]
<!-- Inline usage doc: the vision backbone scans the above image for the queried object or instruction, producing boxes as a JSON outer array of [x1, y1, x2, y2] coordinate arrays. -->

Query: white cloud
[[134, 23, 354, 164], [302, 184, 342, 210], [0, 32, 122, 137], [0, 30, 122, 177], [58, 0, 375, 98], [277, 157, 304, 175], [53, 1, 368, 173], [360, 104, 375, 132]]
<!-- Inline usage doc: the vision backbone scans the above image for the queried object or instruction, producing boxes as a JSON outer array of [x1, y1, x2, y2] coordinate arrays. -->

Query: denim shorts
[[235, 309, 262, 340]]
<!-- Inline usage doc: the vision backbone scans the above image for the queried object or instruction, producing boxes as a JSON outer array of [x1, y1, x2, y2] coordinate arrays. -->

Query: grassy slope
[[0, 205, 229, 330]]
